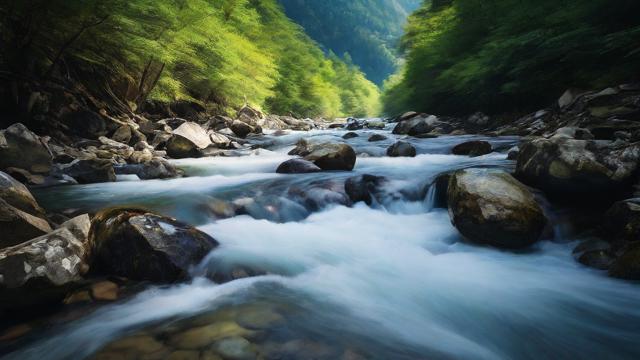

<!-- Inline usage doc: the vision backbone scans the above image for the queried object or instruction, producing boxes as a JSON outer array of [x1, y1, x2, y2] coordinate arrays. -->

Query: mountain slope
[[279, 0, 422, 85]]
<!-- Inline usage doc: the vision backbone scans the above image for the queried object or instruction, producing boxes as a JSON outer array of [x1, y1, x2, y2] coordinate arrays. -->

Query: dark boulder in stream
[[345, 175, 387, 205], [516, 133, 640, 201], [387, 141, 416, 157], [296, 142, 356, 171], [448, 169, 547, 249], [89, 208, 219, 282], [276, 159, 321, 174], [451, 140, 492, 157]]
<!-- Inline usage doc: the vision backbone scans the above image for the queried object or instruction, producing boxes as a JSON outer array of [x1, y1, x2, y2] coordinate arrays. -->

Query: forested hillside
[[0, 0, 380, 119], [279, 0, 422, 85], [384, 0, 640, 115]]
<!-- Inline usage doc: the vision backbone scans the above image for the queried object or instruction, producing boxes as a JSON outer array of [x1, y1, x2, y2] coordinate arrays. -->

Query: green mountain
[[0, 0, 380, 118], [383, 0, 640, 115], [279, 0, 422, 85]]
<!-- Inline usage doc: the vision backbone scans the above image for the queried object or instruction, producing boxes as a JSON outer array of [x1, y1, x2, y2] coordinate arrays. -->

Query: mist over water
[[14, 129, 640, 359]]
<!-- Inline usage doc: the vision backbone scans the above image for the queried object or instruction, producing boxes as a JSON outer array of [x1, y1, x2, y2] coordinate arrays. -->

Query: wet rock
[[387, 141, 416, 157], [609, 243, 640, 280], [393, 111, 420, 122], [447, 169, 547, 249], [603, 199, 640, 244], [289, 182, 351, 211], [552, 127, 594, 140], [0, 198, 53, 248], [304, 143, 357, 171], [572, 239, 614, 270], [112, 125, 132, 144], [214, 337, 257, 360], [365, 120, 386, 129], [90, 280, 119, 301], [5, 167, 46, 186], [99, 335, 168, 359], [392, 114, 439, 135], [57, 158, 116, 184], [507, 147, 519, 160], [344, 175, 387, 205], [89, 208, 219, 282], [168, 321, 253, 349], [345, 118, 364, 130], [0, 123, 52, 174], [0, 215, 90, 308], [342, 132, 359, 140], [368, 134, 387, 142], [0, 171, 46, 217], [209, 131, 231, 148], [276, 159, 321, 174], [62, 110, 107, 138], [516, 136, 640, 200], [230, 120, 254, 138], [451, 140, 492, 157], [166, 122, 212, 159]]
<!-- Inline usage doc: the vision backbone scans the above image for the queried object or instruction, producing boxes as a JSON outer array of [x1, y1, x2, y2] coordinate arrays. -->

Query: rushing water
[[7, 126, 640, 359]]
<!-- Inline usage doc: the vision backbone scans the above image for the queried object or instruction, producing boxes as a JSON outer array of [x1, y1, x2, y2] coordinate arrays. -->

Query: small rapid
[[9, 127, 640, 359]]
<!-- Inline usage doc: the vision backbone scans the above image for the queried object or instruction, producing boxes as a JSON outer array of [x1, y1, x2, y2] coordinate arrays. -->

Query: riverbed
[[8, 126, 640, 359]]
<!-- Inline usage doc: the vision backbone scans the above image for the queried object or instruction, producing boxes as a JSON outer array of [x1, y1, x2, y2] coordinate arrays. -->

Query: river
[[6, 125, 640, 359]]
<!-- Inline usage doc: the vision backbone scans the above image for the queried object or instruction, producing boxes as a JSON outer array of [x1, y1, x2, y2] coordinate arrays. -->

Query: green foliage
[[384, 0, 640, 115], [278, 0, 422, 85], [0, 0, 380, 118]]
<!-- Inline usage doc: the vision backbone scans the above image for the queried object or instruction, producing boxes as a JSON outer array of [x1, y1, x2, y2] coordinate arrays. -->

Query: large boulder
[[603, 199, 640, 244], [276, 159, 321, 174], [344, 175, 387, 205], [89, 208, 219, 282], [0, 123, 52, 174], [230, 120, 254, 139], [447, 169, 547, 249], [57, 158, 116, 184], [0, 171, 46, 217], [451, 141, 492, 157], [516, 136, 640, 200], [166, 122, 212, 159], [303, 143, 356, 171], [392, 115, 440, 135], [0, 198, 52, 248], [387, 141, 416, 157], [609, 243, 640, 280], [0, 215, 90, 308]]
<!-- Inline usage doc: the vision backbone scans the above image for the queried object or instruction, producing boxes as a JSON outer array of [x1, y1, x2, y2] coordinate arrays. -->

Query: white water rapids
[[7, 128, 640, 359]]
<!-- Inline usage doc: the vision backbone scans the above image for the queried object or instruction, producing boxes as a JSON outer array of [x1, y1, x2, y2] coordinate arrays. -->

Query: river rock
[[0, 198, 53, 248], [0, 215, 90, 308], [368, 134, 387, 142], [516, 136, 640, 200], [303, 143, 356, 171], [603, 199, 640, 244], [392, 114, 439, 135], [0, 123, 52, 174], [276, 159, 321, 174], [609, 243, 640, 280], [447, 169, 547, 249], [572, 239, 614, 270], [342, 132, 359, 139], [112, 125, 132, 144], [387, 141, 416, 157], [0, 171, 46, 217], [213, 337, 257, 360], [365, 120, 386, 129], [344, 175, 387, 205], [231, 120, 255, 138], [166, 122, 212, 158], [89, 208, 219, 282], [57, 158, 116, 184], [451, 140, 492, 157]]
